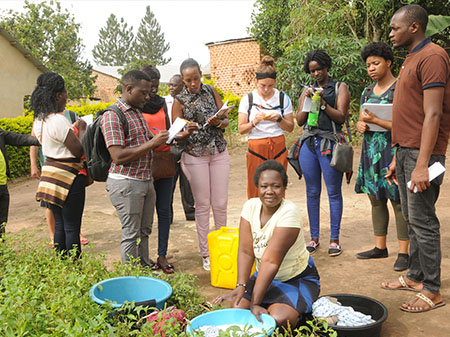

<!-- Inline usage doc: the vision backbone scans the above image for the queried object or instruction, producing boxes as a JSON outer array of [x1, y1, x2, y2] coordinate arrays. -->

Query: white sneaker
[[202, 256, 210, 271]]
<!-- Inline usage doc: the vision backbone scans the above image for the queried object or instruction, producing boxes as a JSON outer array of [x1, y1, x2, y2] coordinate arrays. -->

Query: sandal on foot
[[158, 263, 175, 274], [80, 237, 89, 245], [400, 292, 446, 313], [306, 240, 320, 254], [381, 275, 420, 292], [328, 242, 342, 256], [150, 261, 160, 271]]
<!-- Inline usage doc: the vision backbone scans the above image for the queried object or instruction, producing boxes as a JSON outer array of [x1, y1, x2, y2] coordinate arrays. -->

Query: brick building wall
[[207, 37, 261, 97], [93, 70, 120, 102]]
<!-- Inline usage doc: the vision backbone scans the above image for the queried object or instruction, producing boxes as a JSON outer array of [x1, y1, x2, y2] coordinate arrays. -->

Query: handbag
[[151, 150, 176, 180], [329, 82, 354, 178], [287, 138, 302, 180], [330, 133, 353, 173]]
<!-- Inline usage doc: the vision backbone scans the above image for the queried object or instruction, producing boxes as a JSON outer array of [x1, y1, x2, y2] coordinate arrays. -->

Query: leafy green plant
[[271, 318, 337, 337], [0, 233, 211, 336]]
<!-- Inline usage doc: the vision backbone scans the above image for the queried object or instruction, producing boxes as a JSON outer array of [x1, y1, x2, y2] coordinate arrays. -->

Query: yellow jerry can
[[208, 227, 255, 289]]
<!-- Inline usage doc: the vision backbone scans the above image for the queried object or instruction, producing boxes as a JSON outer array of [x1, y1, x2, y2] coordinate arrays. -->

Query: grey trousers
[[396, 147, 445, 294], [106, 177, 155, 267]]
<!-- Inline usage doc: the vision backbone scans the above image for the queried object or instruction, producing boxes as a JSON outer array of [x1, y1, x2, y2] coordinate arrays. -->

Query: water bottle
[[307, 91, 321, 127]]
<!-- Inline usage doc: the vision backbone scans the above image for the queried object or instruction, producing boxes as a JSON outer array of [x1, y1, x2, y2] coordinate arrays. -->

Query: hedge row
[[1, 83, 243, 180], [0, 101, 114, 179]]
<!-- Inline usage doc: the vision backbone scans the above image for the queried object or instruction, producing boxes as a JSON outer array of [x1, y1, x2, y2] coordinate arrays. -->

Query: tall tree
[[250, 0, 450, 112], [0, 0, 95, 99], [132, 5, 171, 66], [249, 0, 295, 58], [92, 14, 134, 66]]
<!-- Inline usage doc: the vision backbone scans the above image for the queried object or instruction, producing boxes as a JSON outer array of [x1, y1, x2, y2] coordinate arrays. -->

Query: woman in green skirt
[[355, 42, 409, 272]]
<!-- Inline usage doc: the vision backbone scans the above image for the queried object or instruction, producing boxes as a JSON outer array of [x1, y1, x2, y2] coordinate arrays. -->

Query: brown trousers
[[246, 134, 288, 198]]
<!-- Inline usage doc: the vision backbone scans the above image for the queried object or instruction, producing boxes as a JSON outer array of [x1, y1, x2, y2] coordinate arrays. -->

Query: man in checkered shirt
[[101, 70, 169, 267]]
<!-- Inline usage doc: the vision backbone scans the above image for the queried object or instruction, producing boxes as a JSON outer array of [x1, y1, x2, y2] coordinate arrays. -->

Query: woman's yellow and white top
[[241, 198, 309, 282]]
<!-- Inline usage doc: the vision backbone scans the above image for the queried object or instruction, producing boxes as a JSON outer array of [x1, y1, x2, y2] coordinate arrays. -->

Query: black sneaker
[[356, 247, 388, 259], [394, 253, 409, 271]]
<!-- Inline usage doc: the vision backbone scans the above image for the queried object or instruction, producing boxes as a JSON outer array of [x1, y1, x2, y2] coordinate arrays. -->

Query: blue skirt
[[243, 256, 320, 314]]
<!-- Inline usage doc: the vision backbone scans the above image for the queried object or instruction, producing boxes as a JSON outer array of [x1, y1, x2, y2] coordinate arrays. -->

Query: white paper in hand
[[203, 100, 235, 127], [167, 117, 187, 144], [407, 162, 446, 193], [81, 114, 93, 126]]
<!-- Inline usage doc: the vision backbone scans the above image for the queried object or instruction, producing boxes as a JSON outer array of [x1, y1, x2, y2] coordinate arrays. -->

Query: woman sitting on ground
[[238, 55, 294, 199], [214, 160, 320, 328], [354, 42, 409, 271], [31, 72, 87, 258]]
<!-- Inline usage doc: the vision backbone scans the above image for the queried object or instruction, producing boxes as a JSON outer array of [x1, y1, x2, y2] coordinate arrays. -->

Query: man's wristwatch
[[276, 115, 283, 123], [321, 102, 327, 110]]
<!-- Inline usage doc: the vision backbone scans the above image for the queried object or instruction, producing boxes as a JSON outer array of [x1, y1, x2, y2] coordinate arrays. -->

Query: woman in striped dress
[[32, 72, 87, 258]]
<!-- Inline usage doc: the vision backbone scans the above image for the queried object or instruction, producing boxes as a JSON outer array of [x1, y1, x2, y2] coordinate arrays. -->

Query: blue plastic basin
[[186, 308, 276, 336], [89, 276, 172, 309]]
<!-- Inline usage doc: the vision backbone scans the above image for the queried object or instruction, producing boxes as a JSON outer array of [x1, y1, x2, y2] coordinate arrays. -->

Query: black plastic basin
[[320, 294, 388, 337]]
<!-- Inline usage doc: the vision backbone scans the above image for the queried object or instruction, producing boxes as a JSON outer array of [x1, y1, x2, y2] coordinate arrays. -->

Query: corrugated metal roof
[[0, 27, 48, 72], [93, 64, 210, 83], [93, 65, 121, 79], [205, 37, 255, 47]]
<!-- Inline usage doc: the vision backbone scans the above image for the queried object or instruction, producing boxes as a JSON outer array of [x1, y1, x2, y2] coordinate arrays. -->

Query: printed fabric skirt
[[243, 256, 320, 314], [354, 131, 400, 201]]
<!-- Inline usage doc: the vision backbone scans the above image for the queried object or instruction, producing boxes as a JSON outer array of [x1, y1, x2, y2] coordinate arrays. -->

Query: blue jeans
[[153, 177, 174, 257], [396, 147, 445, 294], [49, 174, 85, 258], [299, 137, 343, 240]]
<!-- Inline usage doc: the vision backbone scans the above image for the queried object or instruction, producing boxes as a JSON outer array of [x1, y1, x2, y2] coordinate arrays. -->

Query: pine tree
[[132, 5, 171, 66], [92, 14, 134, 66]]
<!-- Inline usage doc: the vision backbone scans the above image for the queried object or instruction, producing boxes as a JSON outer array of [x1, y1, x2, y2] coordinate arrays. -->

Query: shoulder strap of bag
[[68, 110, 77, 123], [387, 81, 396, 103], [362, 82, 376, 103], [247, 93, 253, 122], [279, 91, 285, 116], [107, 105, 129, 138], [331, 82, 352, 143]]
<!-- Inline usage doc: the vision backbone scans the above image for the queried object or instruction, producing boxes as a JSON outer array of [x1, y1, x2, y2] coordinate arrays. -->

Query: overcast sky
[[1, 0, 257, 68]]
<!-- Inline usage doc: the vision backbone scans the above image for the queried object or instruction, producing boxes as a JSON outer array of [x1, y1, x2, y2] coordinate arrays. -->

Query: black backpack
[[362, 82, 396, 103], [82, 105, 128, 182], [247, 91, 285, 121]]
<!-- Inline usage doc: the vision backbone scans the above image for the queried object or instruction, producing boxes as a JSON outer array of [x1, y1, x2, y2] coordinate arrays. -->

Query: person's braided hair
[[303, 49, 332, 74], [30, 72, 66, 120]]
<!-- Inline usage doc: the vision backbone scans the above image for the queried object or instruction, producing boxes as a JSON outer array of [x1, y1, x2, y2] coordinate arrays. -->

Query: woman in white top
[[238, 56, 294, 199], [214, 160, 320, 328], [31, 72, 87, 258]]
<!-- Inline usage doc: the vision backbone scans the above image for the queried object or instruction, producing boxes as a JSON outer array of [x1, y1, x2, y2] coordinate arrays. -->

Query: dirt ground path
[[6, 146, 450, 337]]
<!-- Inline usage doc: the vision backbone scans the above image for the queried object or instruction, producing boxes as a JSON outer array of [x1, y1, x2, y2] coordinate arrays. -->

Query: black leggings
[[49, 175, 86, 257], [0, 184, 9, 235]]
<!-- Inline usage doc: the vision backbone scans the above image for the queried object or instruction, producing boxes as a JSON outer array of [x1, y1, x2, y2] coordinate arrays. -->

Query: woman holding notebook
[[354, 42, 409, 272], [238, 56, 294, 199], [172, 58, 230, 271]]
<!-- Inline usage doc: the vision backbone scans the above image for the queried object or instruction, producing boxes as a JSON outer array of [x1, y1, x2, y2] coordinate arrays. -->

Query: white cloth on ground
[[312, 297, 376, 327]]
